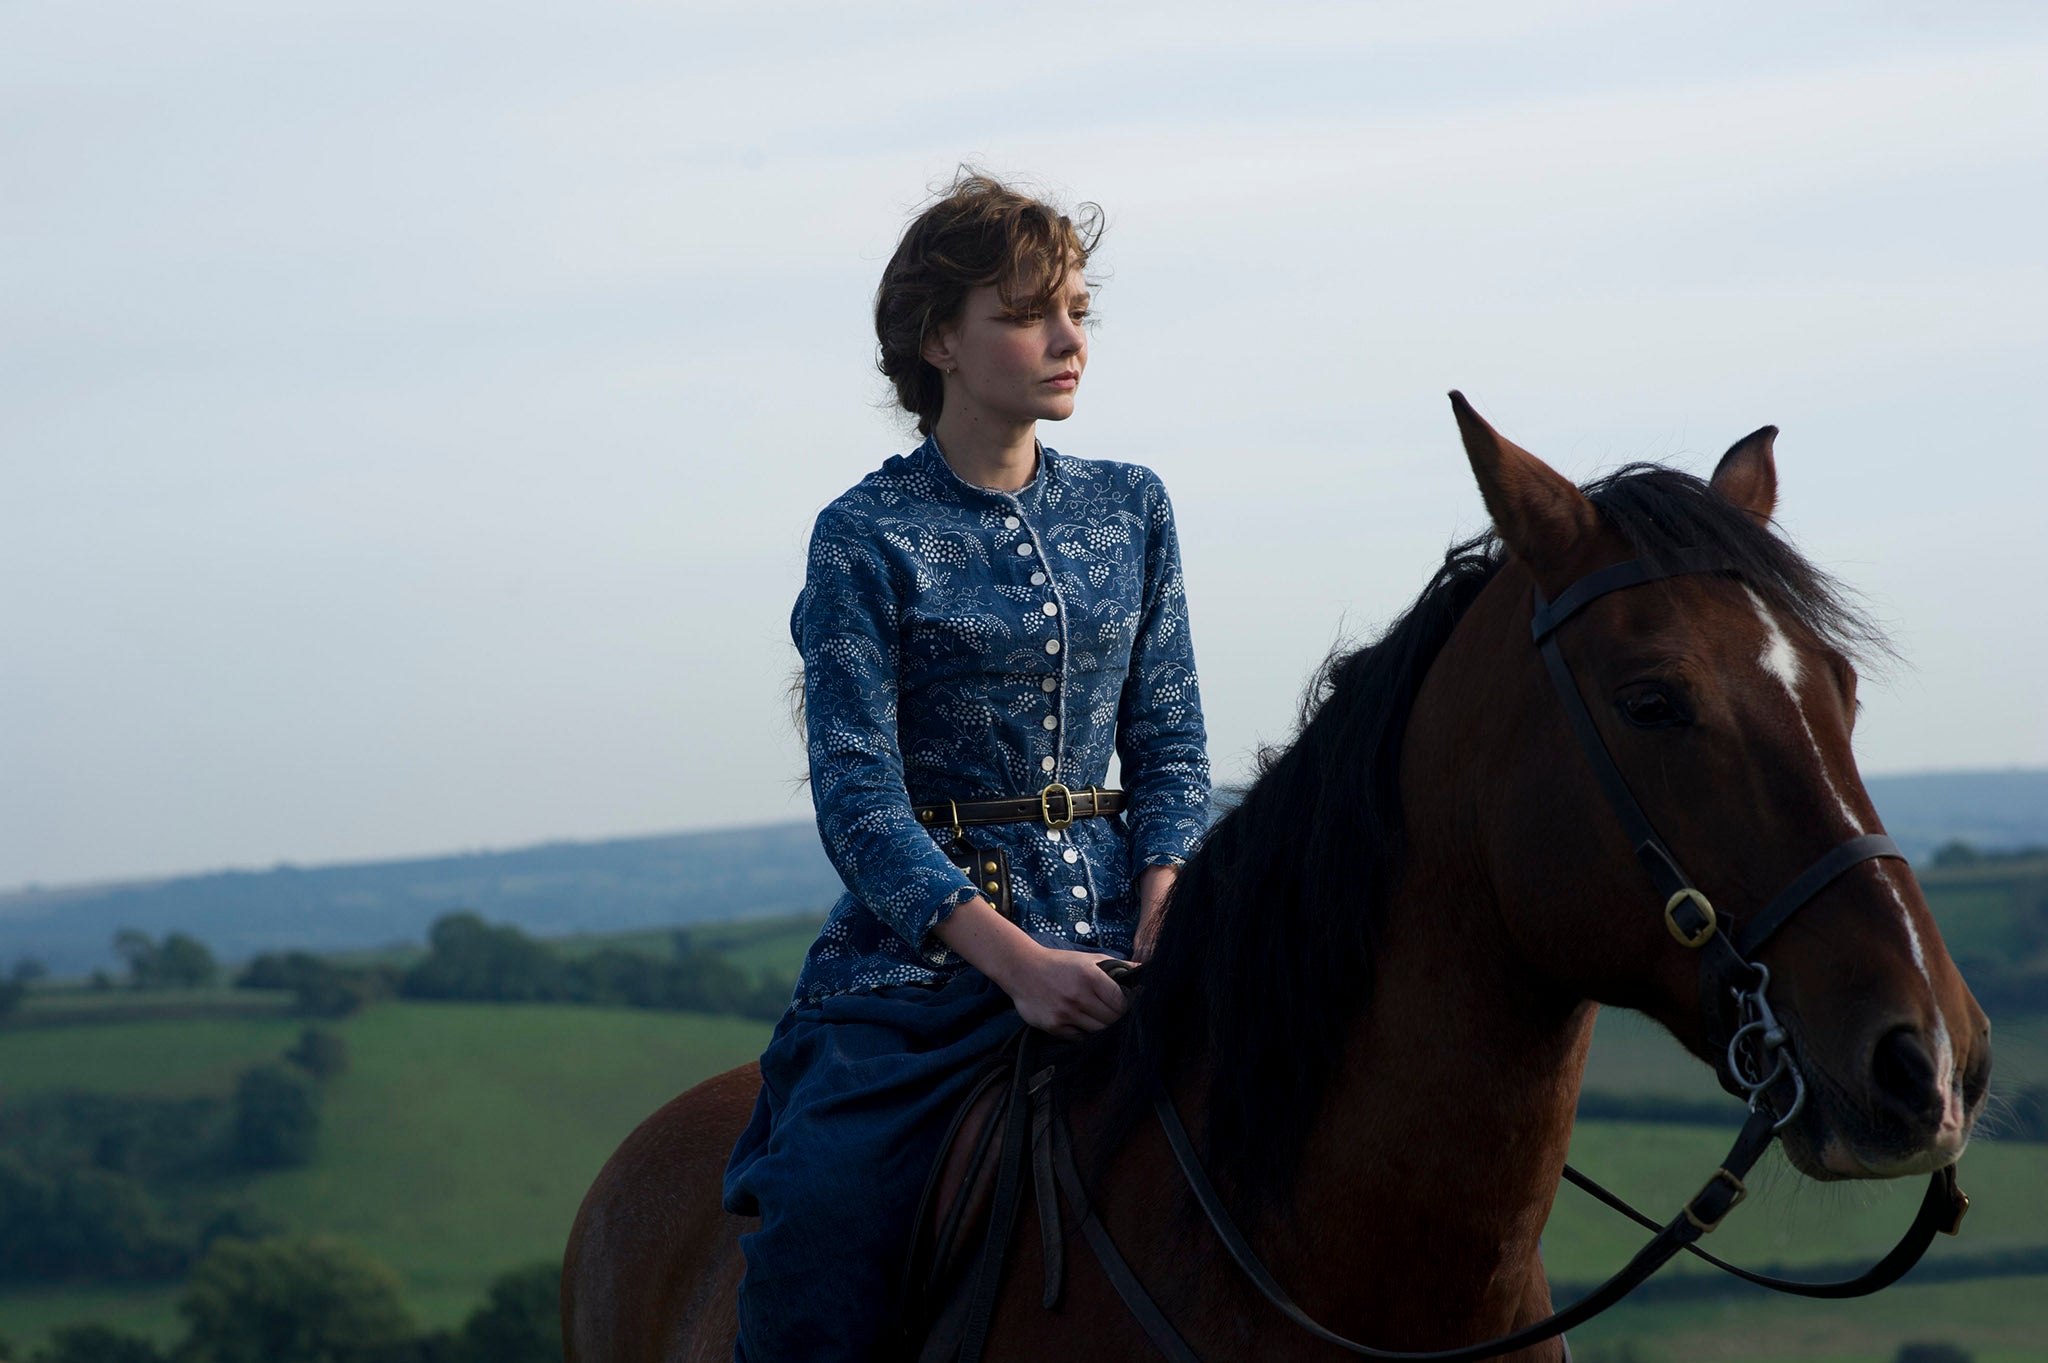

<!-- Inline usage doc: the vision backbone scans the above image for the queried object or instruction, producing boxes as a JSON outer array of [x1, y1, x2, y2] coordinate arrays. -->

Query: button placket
[[1005, 504, 1066, 785]]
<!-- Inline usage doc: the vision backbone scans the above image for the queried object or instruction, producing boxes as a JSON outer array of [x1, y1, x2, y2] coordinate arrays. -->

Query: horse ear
[[1448, 391, 1598, 574], [1709, 426, 1778, 524]]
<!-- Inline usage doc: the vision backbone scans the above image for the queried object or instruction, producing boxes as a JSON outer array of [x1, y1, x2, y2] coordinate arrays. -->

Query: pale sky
[[5, 0, 2045, 888]]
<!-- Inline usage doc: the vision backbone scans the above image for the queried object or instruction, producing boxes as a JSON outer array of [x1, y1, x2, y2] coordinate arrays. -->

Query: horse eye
[[1619, 687, 1687, 729]]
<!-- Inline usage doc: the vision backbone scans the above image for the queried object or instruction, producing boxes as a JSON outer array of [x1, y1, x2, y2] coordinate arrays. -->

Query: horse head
[[1446, 392, 1989, 1182]]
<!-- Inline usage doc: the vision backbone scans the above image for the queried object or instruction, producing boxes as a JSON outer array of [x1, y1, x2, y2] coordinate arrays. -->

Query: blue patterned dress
[[723, 433, 1210, 1360]]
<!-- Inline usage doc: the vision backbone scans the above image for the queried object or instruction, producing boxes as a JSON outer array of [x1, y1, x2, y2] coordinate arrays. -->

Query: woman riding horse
[[563, 256, 1990, 1361], [717, 172, 1212, 1361]]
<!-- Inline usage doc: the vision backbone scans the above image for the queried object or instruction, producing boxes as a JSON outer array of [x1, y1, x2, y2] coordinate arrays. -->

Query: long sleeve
[[1115, 475, 1211, 866], [794, 507, 979, 959]]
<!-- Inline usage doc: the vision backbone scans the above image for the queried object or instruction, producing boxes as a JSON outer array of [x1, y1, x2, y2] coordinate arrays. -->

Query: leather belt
[[914, 784, 1125, 833]]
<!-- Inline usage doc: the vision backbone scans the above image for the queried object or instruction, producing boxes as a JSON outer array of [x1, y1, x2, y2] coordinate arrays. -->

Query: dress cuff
[[914, 882, 982, 965]]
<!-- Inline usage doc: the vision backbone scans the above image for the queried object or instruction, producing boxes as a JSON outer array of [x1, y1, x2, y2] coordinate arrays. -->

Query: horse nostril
[[1871, 1026, 1941, 1130]]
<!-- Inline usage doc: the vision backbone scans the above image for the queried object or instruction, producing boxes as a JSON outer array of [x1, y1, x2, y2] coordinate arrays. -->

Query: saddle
[[894, 960, 1143, 1363]]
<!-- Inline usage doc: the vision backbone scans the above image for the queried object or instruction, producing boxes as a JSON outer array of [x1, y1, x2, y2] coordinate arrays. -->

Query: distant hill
[[3, 768, 2042, 976], [0, 823, 841, 975], [1858, 768, 2048, 860]]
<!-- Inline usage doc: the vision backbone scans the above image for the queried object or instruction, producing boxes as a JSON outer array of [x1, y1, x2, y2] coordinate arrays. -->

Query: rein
[[1035, 554, 1972, 1362]]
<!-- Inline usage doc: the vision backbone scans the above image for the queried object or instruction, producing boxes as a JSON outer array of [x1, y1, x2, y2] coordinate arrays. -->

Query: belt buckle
[[1040, 782, 1076, 830]]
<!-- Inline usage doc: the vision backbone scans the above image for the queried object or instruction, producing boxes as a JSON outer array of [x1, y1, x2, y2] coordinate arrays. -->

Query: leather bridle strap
[[1047, 1093, 1202, 1363], [1527, 548, 1731, 644], [1045, 1030, 1959, 1363], [1733, 832, 1905, 957], [1132, 1067, 1778, 1361], [1559, 1161, 1966, 1298], [1535, 599, 1700, 914], [1530, 556, 1907, 1061]]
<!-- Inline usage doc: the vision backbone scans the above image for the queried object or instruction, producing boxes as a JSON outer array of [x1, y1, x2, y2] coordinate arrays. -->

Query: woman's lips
[[1045, 373, 1079, 388]]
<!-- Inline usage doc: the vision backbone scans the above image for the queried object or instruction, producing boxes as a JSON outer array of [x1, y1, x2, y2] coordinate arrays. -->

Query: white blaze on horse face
[[1741, 587, 1859, 834], [1877, 861, 1967, 1141], [1741, 588, 1964, 1145]]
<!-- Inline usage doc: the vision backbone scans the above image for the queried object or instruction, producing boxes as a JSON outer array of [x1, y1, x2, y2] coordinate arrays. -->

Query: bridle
[[1021, 551, 1973, 1363], [1530, 548, 1901, 1121]]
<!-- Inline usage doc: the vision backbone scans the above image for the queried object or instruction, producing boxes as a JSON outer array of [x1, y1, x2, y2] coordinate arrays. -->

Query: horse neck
[[1270, 572, 1596, 1343], [1270, 854, 1595, 1342]]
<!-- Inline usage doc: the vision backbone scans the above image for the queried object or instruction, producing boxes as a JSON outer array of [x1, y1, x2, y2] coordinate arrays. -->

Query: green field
[[1565, 1272, 2048, 1362], [3, 873, 2043, 1359], [0, 1000, 770, 1348]]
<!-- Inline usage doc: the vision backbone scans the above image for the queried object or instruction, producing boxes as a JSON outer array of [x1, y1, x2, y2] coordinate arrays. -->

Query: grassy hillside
[[6, 993, 2044, 1355], [1566, 1272, 2048, 1363], [5, 871, 2045, 1358], [0, 821, 841, 975], [0, 1001, 770, 1347]]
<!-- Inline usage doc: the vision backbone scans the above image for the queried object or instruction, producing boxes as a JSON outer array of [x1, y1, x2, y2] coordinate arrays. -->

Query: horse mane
[[1085, 461, 1883, 1210]]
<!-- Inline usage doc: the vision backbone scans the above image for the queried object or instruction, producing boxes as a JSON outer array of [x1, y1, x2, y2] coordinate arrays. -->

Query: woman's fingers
[[1010, 949, 1134, 1035]]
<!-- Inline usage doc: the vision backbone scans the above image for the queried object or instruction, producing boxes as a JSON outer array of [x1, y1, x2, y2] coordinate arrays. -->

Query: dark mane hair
[[1089, 461, 1881, 1210]]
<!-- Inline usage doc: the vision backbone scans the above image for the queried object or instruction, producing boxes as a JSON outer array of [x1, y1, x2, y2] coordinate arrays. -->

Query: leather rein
[[1010, 551, 1971, 1363]]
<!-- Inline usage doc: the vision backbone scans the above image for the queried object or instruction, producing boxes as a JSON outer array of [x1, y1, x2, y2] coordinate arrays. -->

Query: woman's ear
[[921, 319, 959, 376]]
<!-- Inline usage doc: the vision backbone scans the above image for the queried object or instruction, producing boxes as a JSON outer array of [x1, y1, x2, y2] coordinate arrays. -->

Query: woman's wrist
[[933, 896, 1043, 990]]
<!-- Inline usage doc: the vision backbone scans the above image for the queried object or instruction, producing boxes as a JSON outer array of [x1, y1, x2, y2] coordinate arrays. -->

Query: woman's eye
[[1619, 688, 1687, 729]]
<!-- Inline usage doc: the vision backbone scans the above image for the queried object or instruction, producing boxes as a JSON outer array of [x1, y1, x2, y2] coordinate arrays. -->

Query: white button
[[1030, 571, 1046, 586], [1042, 715, 1058, 730], [1045, 829, 1061, 842], [1041, 756, 1056, 773], [1062, 848, 1078, 864], [1017, 543, 1034, 557], [1044, 639, 1060, 654], [1041, 602, 1058, 617], [1040, 677, 1057, 692], [1071, 885, 1088, 898], [1075, 920, 1093, 935], [1004, 515, 1020, 529]]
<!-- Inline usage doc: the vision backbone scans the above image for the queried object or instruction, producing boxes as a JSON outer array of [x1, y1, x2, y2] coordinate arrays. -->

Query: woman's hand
[[996, 943, 1130, 1037], [1132, 863, 1178, 963], [933, 897, 1128, 1038]]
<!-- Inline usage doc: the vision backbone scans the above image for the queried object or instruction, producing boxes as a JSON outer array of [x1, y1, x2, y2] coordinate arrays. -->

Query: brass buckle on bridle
[[1664, 887, 1718, 949], [1040, 782, 1076, 830], [1683, 1166, 1748, 1233]]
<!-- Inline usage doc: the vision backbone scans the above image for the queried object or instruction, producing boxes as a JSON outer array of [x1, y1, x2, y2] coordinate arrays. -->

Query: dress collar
[[915, 432, 1051, 510]]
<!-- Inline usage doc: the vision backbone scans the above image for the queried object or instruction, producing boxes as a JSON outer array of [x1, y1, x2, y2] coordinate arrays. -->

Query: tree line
[[393, 912, 792, 1019], [230, 912, 793, 1021], [8, 913, 796, 1027], [0, 1028, 341, 1285], [0, 1242, 560, 1363]]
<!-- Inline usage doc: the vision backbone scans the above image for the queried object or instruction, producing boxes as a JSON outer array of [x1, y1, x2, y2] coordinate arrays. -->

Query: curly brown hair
[[874, 170, 1104, 436]]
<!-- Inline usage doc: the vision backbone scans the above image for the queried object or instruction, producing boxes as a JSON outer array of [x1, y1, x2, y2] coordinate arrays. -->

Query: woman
[[721, 172, 1211, 1362]]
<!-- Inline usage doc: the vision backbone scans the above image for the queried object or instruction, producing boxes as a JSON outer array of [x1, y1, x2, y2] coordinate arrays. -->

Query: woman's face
[[924, 266, 1091, 428]]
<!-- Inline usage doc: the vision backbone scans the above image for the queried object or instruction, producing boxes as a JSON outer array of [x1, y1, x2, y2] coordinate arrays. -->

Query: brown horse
[[563, 396, 1989, 1361]]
